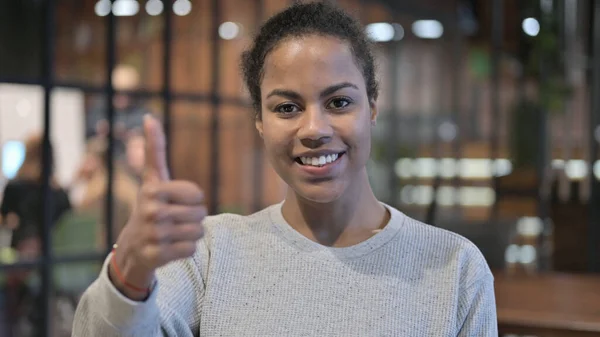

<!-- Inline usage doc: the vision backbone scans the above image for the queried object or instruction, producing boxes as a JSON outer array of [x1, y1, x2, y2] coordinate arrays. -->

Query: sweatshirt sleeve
[[72, 241, 208, 337], [456, 269, 498, 336]]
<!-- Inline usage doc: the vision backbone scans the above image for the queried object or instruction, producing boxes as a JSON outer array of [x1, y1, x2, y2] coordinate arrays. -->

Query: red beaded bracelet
[[110, 244, 151, 295]]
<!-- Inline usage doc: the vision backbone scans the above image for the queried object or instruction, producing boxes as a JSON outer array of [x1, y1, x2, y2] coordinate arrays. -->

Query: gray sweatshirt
[[72, 203, 497, 336]]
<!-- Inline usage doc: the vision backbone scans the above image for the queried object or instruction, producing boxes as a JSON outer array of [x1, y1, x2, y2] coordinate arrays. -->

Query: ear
[[369, 99, 378, 126], [255, 116, 264, 138]]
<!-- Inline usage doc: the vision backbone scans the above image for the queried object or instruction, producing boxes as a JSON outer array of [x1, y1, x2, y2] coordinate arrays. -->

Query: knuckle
[[183, 181, 204, 199], [142, 204, 156, 221], [191, 206, 207, 222], [182, 224, 204, 241], [144, 203, 166, 222], [141, 183, 158, 199], [146, 227, 165, 243], [187, 224, 203, 237], [181, 243, 197, 256]]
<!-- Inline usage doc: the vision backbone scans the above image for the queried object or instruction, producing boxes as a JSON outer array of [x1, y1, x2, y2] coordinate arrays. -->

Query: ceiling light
[[112, 0, 139, 16], [146, 0, 163, 16], [218, 22, 240, 40], [173, 0, 192, 16], [365, 23, 395, 42], [94, 0, 111, 16], [522, 17, 540, 37], [412, 20, 443, 39], [392, 23, 405, 41]]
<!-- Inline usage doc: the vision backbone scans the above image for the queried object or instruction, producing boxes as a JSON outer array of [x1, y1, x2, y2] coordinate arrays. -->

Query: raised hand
[[109, 115, 206, 300]]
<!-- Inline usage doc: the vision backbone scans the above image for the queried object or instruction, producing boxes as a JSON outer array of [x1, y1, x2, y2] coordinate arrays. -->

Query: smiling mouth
[[294, 152, 345, 167]]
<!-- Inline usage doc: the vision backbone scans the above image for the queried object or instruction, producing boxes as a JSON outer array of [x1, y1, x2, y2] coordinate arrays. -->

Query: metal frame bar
[[39, 0, 57, 333], [489, 0, 503, 219], [208, 0, 222, 215], [0, 252, 107, 271], [386, 42, 401, 208], [0, 78, 249, 106], [104, 0, 116, 255], [252, 0, 265, 212], [162, 1, 173, 170], [589, 0, 600, 272], [425, 41, 447, 225], [451, 8, 464, 212]]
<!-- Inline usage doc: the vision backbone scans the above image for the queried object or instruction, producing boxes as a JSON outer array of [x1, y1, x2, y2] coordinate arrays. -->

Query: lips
[[297, 152, 342, 167], [293, 151, 346, 177]]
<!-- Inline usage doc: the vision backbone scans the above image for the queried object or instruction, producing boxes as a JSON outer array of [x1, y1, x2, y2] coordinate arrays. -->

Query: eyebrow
[[265, 82, 359, 100]]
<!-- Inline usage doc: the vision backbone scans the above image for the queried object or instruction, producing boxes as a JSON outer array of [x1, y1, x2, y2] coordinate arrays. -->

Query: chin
[[291, 181, 346, 204]]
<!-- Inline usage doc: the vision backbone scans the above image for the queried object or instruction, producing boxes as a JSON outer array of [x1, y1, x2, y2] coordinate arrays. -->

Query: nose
[[297, 106, 333, 148]]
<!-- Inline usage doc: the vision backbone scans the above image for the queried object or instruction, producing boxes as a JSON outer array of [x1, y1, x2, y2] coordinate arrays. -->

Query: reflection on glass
[[2, 141, 26, 180]]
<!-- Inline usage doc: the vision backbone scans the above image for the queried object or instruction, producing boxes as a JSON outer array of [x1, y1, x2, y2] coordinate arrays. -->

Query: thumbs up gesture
[[109, 115, 206, 300]]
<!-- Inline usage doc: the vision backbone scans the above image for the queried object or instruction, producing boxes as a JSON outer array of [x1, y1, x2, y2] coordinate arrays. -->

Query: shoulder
[[388, 205, 492, 286], [2, 179, 34, 196]]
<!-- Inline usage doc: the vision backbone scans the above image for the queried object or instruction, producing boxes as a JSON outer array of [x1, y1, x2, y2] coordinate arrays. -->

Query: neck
[[281, 169, 387, 247]]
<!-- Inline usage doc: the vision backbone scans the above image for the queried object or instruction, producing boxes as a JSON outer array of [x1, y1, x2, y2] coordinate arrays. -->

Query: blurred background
[[0, 0, 599, 336]]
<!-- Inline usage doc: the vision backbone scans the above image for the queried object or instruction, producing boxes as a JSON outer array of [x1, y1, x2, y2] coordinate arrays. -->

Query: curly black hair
[[240, 1, 379, 118]]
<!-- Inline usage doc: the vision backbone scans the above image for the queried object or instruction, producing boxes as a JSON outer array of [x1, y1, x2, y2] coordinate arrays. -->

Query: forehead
[[261, 35, 365, 93]]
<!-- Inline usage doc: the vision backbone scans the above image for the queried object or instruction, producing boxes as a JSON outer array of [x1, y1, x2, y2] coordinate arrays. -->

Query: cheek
[[342, 114, 372, 148], [261, 127, 291, 159]]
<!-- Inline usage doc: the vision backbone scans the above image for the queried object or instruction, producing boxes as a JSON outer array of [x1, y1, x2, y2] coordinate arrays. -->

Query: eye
[[275, 103, 300, 115], [327, 97, 352, 110]]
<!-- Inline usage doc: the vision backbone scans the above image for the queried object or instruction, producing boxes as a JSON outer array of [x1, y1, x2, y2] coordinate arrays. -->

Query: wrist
[[109, 244, 155, 300]]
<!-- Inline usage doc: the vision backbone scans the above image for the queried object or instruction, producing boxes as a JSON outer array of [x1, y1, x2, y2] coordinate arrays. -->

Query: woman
[[73, 2, 497, 336], [0, 134, 71, 337], [0, 133, 71, 251]]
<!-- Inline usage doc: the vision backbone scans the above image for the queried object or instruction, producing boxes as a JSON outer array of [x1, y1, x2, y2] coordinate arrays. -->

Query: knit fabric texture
[[72, 203, 497, 336]]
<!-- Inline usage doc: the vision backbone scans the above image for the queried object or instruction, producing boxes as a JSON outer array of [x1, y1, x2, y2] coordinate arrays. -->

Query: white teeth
[[299, 153, 341, 167]]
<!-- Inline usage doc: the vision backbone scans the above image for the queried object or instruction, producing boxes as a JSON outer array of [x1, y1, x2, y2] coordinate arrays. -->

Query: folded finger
[[163, 204, 207, 223], [162, 223, 205, 243], [153, 181, 204, 205]]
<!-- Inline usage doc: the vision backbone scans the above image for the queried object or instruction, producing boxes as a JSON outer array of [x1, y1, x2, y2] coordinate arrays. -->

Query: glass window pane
[[217, 104, 257, 213], [170, 101, 212, 186], [218, 0, 259, 99], [0, 269, 43, 336], [171, 0, 213, 94], [0, 84, 49, 256], [263, 0, 290, 18], [115, 14, 164, 91], [0, 263, 102, 337], [0, 1, 43, 81], [0, 85, 160, 258], [170, 101, 285, 214], [53, 261, 102, 336], [55, 0, 107, 86], [77, 94, 163, 251]]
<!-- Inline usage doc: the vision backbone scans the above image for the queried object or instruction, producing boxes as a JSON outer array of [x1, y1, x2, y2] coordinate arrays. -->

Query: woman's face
[[257, 35, 377, 203]]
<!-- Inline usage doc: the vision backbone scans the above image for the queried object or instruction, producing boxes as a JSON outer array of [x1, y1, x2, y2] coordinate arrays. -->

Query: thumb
[[143, 115, 170, 181]]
